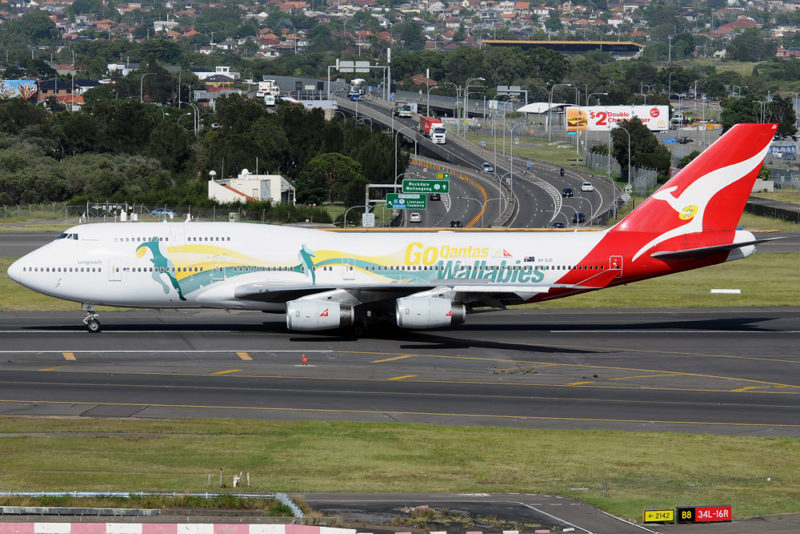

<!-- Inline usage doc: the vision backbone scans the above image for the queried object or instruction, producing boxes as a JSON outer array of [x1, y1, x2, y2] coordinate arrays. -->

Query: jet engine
[[286, 298, 354, 331], [395, 296, 466, 329]]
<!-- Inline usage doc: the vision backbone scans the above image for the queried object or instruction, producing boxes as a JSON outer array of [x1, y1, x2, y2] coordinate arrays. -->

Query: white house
[[208, 169, 296, 205]]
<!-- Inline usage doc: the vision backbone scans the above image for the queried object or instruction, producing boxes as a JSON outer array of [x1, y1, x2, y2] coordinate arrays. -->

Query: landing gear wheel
[[86, 318, 101, 333]]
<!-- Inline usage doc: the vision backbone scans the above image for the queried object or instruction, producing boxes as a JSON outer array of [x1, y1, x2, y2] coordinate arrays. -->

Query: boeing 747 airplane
[[7, 123, 778, 334]]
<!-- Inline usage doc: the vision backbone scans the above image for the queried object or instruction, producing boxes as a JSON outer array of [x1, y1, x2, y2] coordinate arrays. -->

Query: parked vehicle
[[151, 208, 176, 219], [419, 116, 447, 144]]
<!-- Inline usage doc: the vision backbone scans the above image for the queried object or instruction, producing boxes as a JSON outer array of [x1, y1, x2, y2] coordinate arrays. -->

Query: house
[[208, 169, 296, 205]]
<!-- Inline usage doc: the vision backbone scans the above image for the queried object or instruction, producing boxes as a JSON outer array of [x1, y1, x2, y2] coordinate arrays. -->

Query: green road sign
[[387, 193, 427, 209], [435, 171, 450, 180], [402, 179, 450, 194]]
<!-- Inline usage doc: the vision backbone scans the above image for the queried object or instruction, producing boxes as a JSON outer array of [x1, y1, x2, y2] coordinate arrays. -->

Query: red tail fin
[[612, 123, 776, 260]]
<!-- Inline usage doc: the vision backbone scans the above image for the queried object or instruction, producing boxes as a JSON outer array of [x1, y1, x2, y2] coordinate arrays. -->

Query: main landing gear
[[82, 304, 101, 333]]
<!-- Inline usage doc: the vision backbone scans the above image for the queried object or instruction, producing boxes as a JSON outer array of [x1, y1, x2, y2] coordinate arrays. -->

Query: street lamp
[[188, 102, 199, 136], [464, 77, 485, 136], [509, 122, 526, 195], [583, 92, 607, 159], [458, 196, 485, 228], [616, 125, 632, 186], [140, 72, 153, 103], [548, 83, 571, 140], [394, 125, 416, 184], [343, 205, 363, 228], [426, 84, 437, 116]]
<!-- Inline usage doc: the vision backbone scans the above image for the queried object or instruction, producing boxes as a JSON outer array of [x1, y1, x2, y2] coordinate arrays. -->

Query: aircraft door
[[212, 263, 226, 281], [609, 255, 623, 278], [342, 258, 356, 280], [109, 259, 122, 282]]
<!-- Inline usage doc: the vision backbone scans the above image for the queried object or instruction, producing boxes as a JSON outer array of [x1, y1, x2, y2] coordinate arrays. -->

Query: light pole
[[548, 83, 571, 140], [394, 125, 416, 184], [343, 205, 363, 228], [464, 77, 485, 136], [426, 84, 437, 116], [509, 122, 526, 196], [616, 125, 632, 186], [459, 196, 485, 227], [140, 72, 153, 103], [583, 92, 607, 159], [188, 102, 199, 136]]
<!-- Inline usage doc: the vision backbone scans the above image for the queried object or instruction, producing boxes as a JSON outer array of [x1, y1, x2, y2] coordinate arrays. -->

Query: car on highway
[[581, 182, 594, 192], [551, 222, 566, 229], [429, 193, 441, 201], [449, 220, 463, 228], [409, 212, 422, 223], [572, 212, 586, 224], [562, 187, 573, 198], [481, 161, 494, 173], [151, 208, 176, 218]]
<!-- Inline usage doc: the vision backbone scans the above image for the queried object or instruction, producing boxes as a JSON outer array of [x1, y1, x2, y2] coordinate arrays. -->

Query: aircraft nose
[[7, 257, 23, 284]]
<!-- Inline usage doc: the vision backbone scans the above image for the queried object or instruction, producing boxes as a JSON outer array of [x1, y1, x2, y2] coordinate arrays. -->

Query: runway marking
[[731, 386, 760, 392], [38, 366, 66, 371], [236, 352, 253, 361], [566, 381, 592, 386], [611, 374, 672, 381], [1, 398, 799, 429], [210, 369, 241, 376], [370, 354, 416, 364], [388, 375, 417, 381], [62, 352, 75, 361], [6, 357, 800, 395]]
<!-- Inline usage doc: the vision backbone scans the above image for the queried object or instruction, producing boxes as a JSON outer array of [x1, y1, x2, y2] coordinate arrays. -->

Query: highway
[[338, 96, 614, 228]]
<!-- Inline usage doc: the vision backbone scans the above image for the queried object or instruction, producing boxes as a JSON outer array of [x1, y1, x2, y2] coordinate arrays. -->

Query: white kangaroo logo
[[632, 143, 771, 262]]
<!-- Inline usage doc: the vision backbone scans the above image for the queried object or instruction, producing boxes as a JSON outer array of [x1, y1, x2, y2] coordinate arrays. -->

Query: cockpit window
[[57, 233, 68, 239], [56, 233, 79, 240]]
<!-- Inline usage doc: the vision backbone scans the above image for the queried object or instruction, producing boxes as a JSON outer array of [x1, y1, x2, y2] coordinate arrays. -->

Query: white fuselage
[[8, 222, 609, 311]]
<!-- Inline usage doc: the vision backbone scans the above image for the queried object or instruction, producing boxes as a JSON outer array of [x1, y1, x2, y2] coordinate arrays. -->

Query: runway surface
[[1, 307, 799, 436]]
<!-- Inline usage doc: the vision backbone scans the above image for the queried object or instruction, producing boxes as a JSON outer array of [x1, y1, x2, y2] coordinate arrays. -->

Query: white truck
[[257, 80, 280, 98]]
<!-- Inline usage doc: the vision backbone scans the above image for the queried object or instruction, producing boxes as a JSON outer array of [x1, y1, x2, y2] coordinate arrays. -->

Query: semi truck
[[419, 116, 447, 144]]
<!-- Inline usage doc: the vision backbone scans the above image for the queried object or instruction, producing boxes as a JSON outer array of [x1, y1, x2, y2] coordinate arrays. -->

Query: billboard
[[567, 105, 669, 132], [0, 80, 39, 100]]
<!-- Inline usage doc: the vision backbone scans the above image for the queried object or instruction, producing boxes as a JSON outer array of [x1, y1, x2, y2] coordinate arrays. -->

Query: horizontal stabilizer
[[650, 237, 782, 260]]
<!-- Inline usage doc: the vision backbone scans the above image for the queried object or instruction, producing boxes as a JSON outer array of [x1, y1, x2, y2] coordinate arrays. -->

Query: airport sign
[[402, 179, 449, 194], [387, 193, 427, 209], [643, 510, 674, 524]]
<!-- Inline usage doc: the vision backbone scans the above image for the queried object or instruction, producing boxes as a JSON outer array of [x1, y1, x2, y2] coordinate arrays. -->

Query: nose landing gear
[[82, 304, 101, 333]]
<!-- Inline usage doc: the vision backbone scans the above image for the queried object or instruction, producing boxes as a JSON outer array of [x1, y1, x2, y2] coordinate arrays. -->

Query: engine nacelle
[[395, 296, 466, 329], [286, 299, 354, 331]]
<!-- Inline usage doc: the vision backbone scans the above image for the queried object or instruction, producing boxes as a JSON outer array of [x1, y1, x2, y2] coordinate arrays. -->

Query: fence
[[583, 152, 659, 195], [0, 203, 330, 225]]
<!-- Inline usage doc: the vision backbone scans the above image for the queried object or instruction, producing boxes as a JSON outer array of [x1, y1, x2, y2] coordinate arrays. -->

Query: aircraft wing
[[234, 281, 580, 308], [650, 237, 782, 260]]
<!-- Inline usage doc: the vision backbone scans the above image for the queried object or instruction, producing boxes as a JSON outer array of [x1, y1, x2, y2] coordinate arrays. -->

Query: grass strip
[[0, 418, 797, 521]]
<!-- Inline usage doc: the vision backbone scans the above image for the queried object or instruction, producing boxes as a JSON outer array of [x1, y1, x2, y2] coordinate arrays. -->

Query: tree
[[719, 94, 797, 137], [395, 22, 426, 51], [296, 153, 365, 205], [726, 29, 776, 61], [544, 12, 562, 33], [612, 118, 671, 181]]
